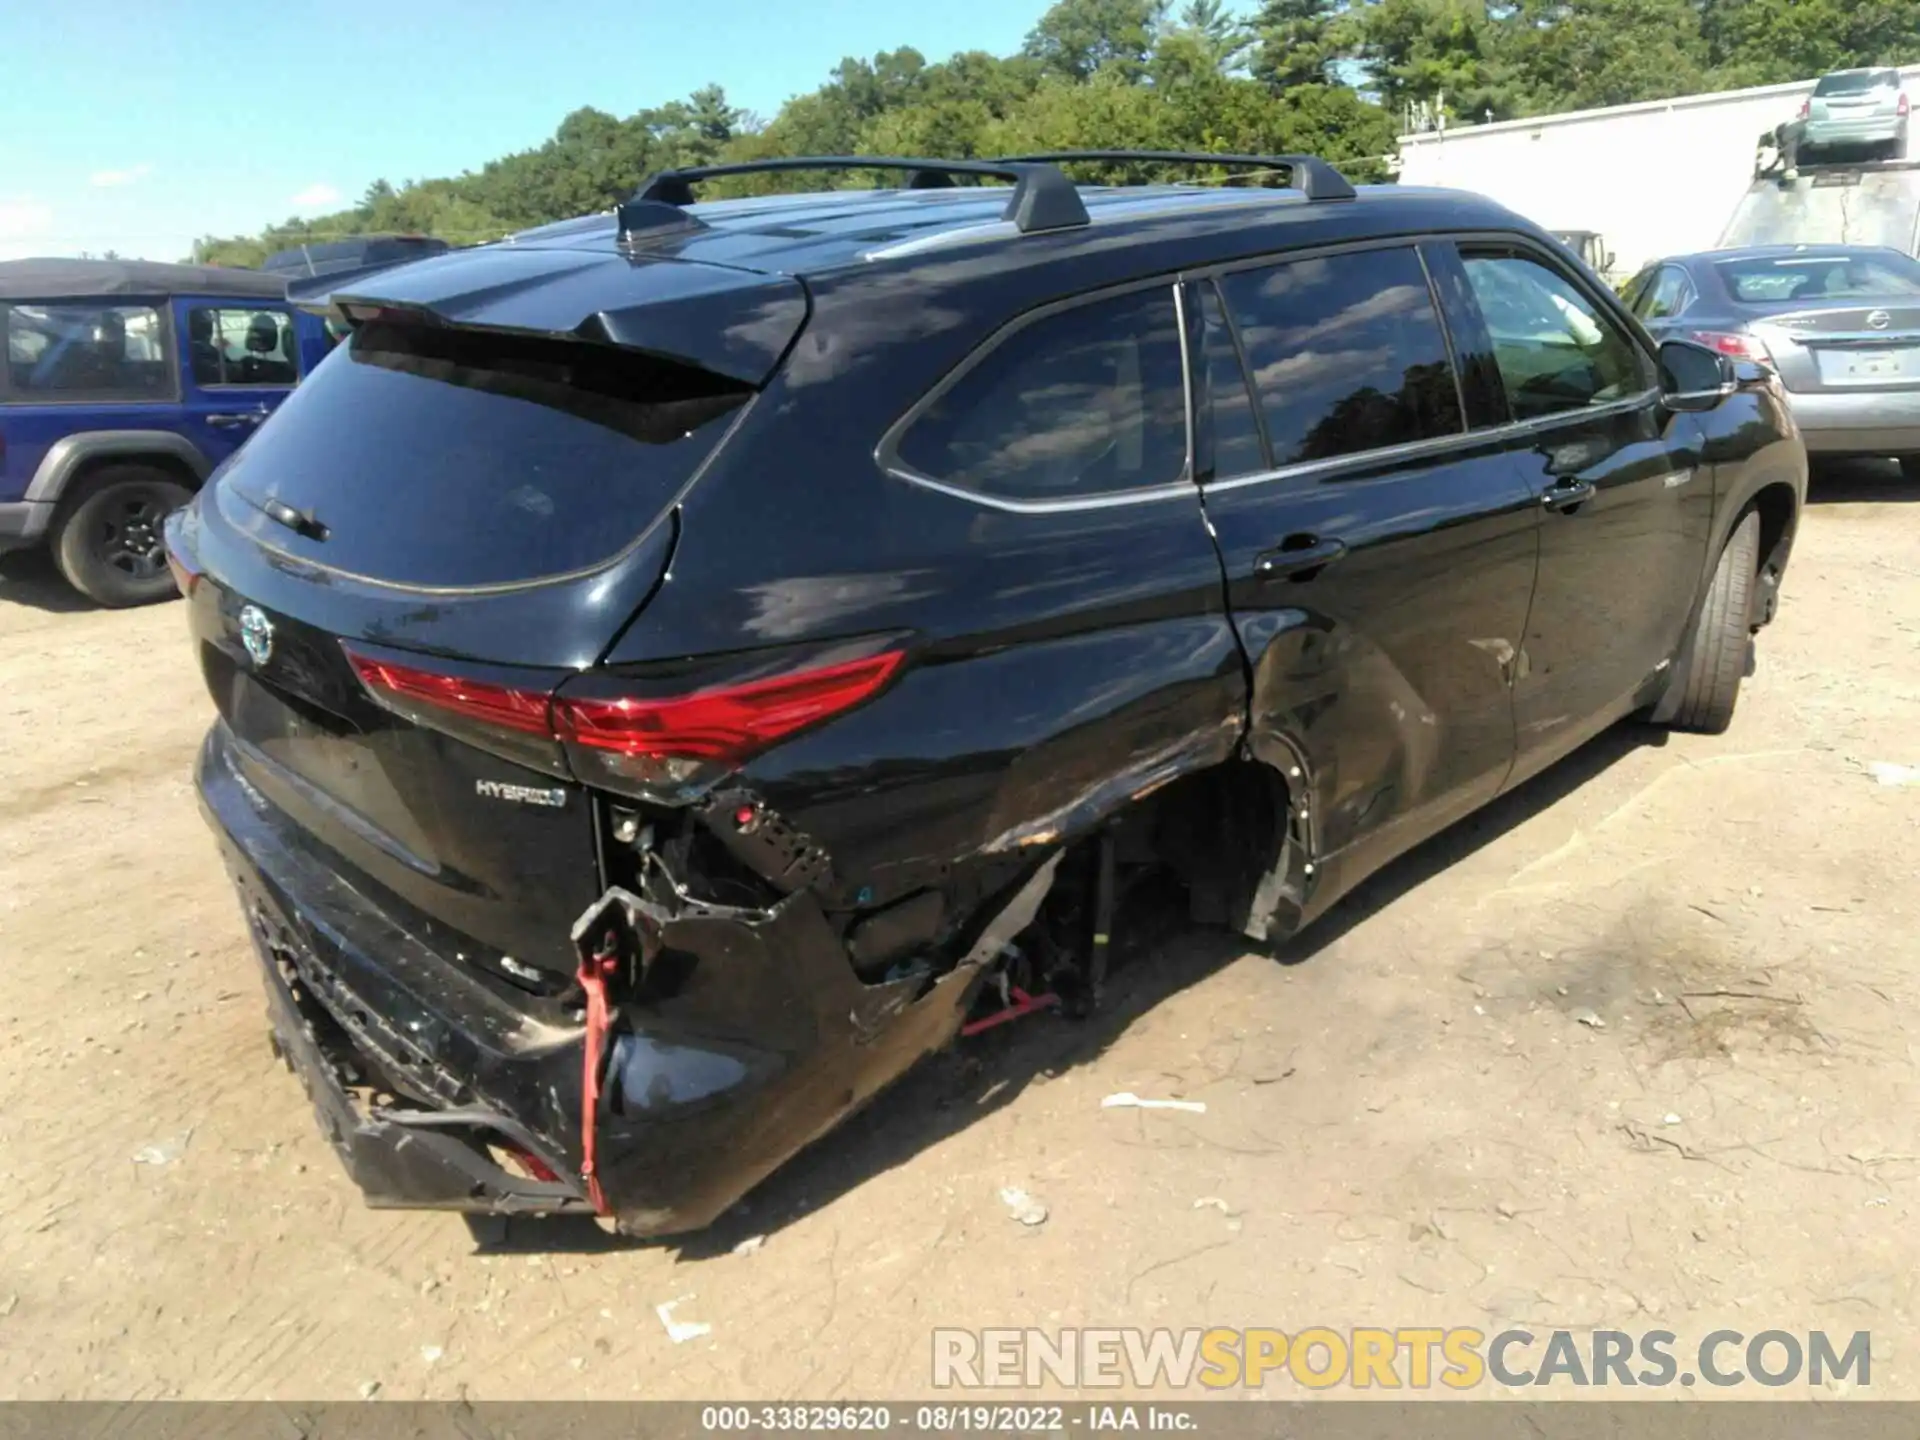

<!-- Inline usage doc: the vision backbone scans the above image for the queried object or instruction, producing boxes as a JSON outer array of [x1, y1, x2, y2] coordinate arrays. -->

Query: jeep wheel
[[52, 466, 193, 608], [1661, 509, 1760, 735]]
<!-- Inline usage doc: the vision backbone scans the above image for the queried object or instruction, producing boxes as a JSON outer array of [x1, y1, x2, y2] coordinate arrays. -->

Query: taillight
[[342, 643, 905, 791], [1797, 98, 1810, 119], [554, 653, 904, 763], [1900, 93, 1911, 117], [556, 652, 905, 794], [1690, 330, 1772, 367], [345, 648, 553, 735]]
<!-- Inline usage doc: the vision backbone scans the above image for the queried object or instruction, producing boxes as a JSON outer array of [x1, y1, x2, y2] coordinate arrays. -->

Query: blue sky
[[0, 0, 1071, 263]]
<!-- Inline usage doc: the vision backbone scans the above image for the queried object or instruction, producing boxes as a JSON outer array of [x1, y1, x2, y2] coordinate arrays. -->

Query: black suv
[[166, 152, 1808, 1237]]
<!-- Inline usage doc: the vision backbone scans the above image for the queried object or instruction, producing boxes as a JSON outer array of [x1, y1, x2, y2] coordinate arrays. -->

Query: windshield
[[1716, 251, 1920, 303]]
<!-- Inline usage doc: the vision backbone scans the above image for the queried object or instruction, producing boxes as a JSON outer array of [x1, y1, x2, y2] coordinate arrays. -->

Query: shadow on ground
[[0, 548, 98, 614], [1806, 456, 1916, 505], [477, 723, 1663, 1258]]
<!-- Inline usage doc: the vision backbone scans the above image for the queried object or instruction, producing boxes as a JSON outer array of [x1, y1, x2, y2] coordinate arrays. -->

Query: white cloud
[[0, 197, 54, 259], [90, 164, 152, 188], [288, 183, 342, 212]]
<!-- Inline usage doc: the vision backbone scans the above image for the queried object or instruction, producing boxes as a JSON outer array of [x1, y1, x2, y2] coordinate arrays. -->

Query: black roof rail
[[991, 150, 1359, 202], [622, 156, 1091, 238]]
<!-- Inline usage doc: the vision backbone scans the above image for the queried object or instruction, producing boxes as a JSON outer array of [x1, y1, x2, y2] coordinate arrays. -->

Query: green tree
[[1701, 0, 1920, 88], [1501, 0, 1707, 112], [1022, 0, 1168, 82], [1346, 0, 1513, 122], [1249, 0, 1343, 92], [1152, 0, 1252, 86]]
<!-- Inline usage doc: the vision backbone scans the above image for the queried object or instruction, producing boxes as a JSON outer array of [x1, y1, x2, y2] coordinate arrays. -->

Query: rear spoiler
[[285, 256, 451, 313], [283, 243, 809, 387]]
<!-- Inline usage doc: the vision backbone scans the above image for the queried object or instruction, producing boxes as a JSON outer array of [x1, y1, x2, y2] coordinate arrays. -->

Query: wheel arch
[[26, 431, 213, 510]]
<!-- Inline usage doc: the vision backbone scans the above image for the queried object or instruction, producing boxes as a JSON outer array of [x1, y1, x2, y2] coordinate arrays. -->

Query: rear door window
[[217, 320, 749, 589], [1643, 267, 1694, 319], [1458, 249, 1652, 422], [1217, 246, 1464, 466], [891, 286, 1188, 503], [3, 303, 172, 401], [187, 306, 299, 386]]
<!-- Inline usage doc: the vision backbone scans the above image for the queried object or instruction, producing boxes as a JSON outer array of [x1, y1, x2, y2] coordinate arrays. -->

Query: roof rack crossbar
[[991, 150, 1358, 202], [625, 156, 1091, 235]]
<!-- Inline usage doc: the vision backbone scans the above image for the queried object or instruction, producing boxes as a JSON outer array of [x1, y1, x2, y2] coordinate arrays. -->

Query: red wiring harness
[[576, 936, 619, 1217]]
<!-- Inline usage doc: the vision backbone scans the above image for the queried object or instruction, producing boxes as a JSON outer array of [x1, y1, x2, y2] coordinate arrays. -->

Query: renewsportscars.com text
[[931, 1327, 1871, 1390]]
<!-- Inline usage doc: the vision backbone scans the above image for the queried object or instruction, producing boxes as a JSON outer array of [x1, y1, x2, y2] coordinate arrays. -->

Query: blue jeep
[[0, 258, 334, 606]]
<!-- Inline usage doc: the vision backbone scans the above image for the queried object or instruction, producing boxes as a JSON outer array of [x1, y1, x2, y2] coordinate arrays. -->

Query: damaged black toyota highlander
[[166, 151, 1807, 1236]]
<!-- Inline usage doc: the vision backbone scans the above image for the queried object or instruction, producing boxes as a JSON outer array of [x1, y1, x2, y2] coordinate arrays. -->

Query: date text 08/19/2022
[[698, 1404, 1196, 1431]]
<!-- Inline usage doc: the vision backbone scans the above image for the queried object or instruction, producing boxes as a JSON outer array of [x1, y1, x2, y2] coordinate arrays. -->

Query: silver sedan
[[1623, 245, 1920, 479]]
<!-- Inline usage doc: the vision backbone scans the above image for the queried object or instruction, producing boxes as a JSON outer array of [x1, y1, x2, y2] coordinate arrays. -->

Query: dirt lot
[[2, 466, 1917, 1402]]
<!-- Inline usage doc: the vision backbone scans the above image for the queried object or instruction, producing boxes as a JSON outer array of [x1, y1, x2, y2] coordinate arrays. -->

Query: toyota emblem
[[1866, 309, 1892, 330], [239, 605, 275, 666]]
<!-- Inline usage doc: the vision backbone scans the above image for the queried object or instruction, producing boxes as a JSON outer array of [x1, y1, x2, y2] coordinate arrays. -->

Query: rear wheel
[[51, 466, 193, 608], [1661, 509, 1760, 735]]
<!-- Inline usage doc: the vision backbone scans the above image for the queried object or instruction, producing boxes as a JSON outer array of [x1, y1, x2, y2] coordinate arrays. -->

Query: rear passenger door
[[171, 298, 302, 466], [0, 297, 180, 504], [1437, 241, 1711, 784], [1193, 242, 1541, 894]]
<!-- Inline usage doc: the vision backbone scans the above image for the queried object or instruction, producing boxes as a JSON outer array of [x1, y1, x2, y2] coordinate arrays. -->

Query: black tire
[[1662, 509, 1760, 735], [1900, 455, 1920, 484], [51, 466, 193, 608]]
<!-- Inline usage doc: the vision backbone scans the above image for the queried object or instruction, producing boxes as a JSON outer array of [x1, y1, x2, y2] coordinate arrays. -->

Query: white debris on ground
[[1100, 1092, 1206, 1114], [998, 1186, 1049, 1226], [655, 1297, 712, 1344]]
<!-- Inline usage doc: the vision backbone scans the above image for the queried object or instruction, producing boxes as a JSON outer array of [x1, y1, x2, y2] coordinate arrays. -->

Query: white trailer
[[1395, 67, 1920, 277]]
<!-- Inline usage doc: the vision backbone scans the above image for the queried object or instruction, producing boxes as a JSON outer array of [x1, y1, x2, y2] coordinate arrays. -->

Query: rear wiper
[[261, 497, 330, 542]]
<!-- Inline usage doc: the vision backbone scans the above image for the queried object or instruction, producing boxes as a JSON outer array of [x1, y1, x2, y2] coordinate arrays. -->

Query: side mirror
[[1603, 249, 1616, 272], [1658, 338, 1736, 412]]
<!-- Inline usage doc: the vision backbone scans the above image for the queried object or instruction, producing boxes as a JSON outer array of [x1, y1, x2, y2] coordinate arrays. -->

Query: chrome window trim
[[874, 274, 1198, 516], [1199, 388, 1659, 497], [875, 225, 1662, 515]]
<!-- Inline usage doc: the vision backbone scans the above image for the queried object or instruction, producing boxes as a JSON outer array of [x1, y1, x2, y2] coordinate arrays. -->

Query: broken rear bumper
[[196, 721, 996, 1235]]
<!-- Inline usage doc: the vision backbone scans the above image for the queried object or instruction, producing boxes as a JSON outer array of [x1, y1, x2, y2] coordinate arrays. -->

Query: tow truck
[[1723, 122, 1920, 252]]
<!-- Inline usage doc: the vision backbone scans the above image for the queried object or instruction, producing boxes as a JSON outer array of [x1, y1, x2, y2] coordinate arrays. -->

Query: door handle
[[1540, 479, 1596, 513], [208, 406, 270, 430], [1254, 535, 1348, 581]]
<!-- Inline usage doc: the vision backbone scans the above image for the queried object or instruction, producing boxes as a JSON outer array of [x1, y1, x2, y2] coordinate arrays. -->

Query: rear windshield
[[1715, 251, 1920, 303], [217, 320, 748, 588], [1814, 71, 1897, 96]]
